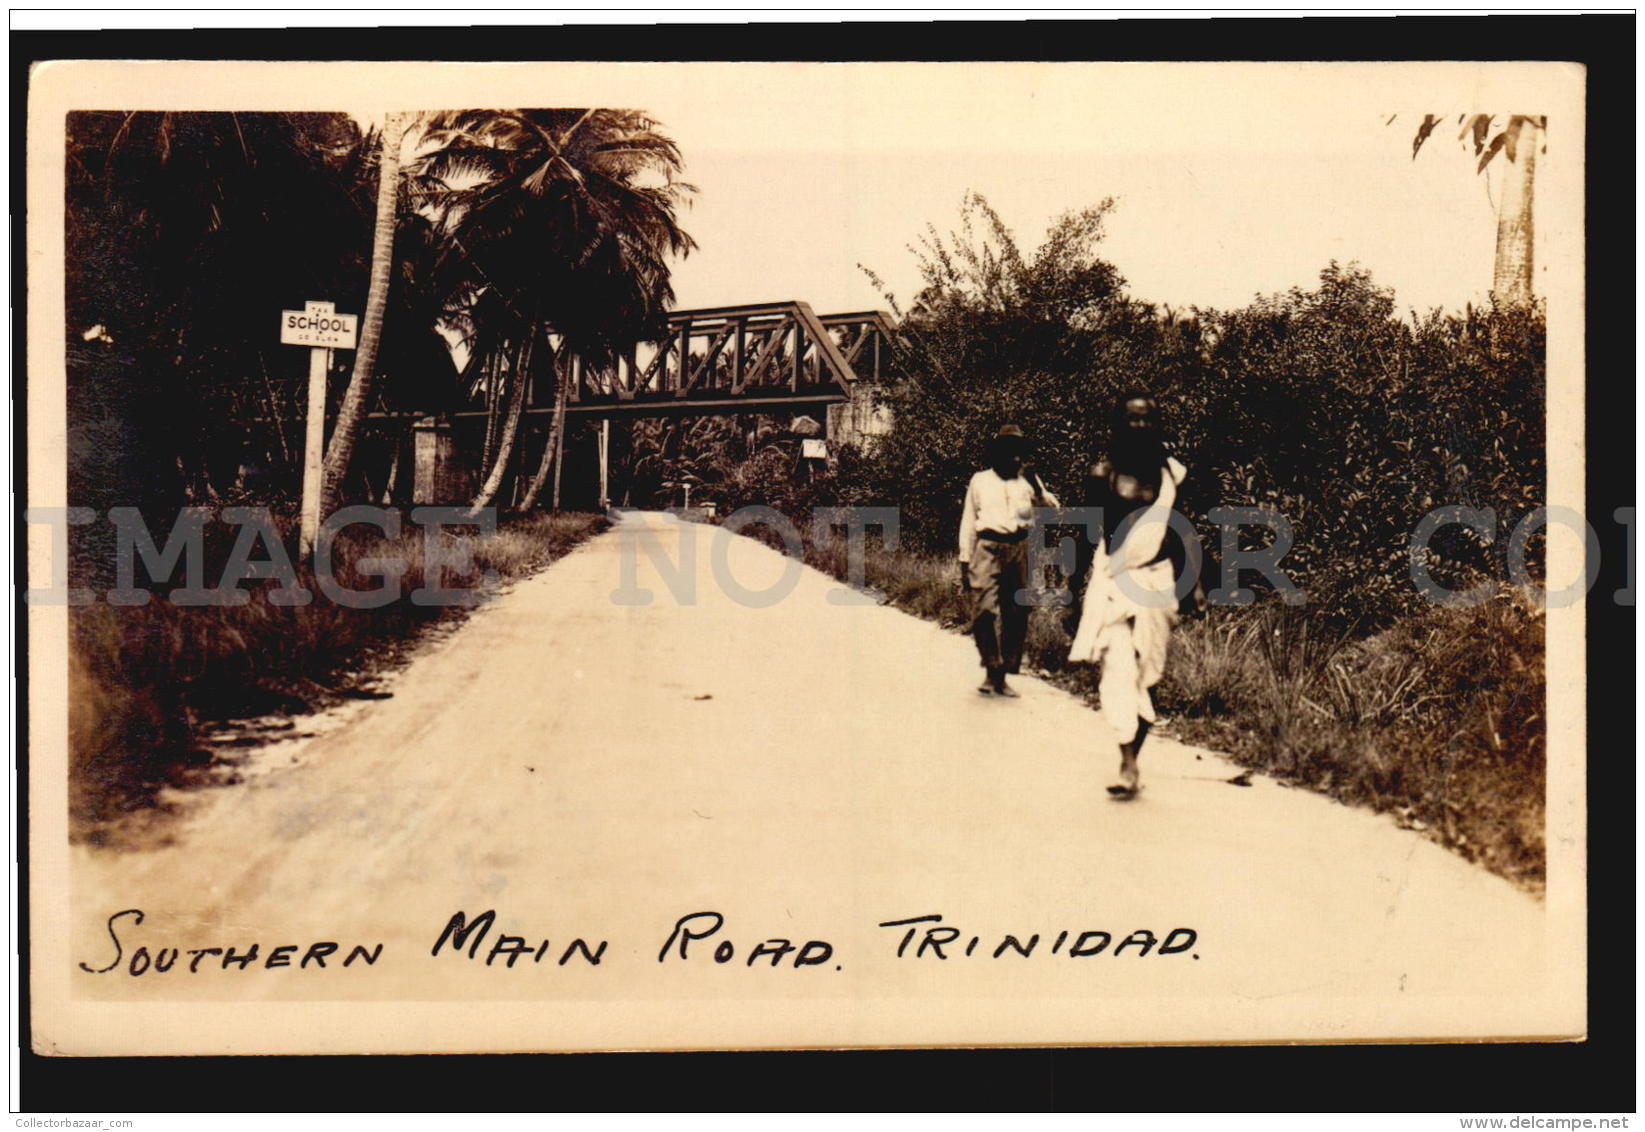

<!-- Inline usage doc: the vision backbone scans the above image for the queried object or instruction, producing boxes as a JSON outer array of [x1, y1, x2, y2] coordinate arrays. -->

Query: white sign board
[[801, 439, 828, 460], [280, 299, 358, 349]]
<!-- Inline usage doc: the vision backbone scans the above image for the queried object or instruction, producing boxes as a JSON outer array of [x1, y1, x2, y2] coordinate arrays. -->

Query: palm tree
[[1406, 114, 1546, 307], [65, 110, 366, 511], [414, 109, 695, 513], [322, 110, 411, 517], [518, 345, 572, 510]]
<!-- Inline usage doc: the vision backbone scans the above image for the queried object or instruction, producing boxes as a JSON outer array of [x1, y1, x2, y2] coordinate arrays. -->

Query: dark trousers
[[968, 537, 1030, 674]]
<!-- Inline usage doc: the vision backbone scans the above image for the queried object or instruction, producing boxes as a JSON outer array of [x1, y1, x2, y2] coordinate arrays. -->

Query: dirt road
[[57, 511, 1572, 1052]]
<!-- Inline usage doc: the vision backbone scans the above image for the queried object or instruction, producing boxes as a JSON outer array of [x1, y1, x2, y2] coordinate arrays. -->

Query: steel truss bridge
[[245, 302, 902, 506], [360, 303, 897, 425], [374, 302, 899, 506], [549, 302, 897, 420]]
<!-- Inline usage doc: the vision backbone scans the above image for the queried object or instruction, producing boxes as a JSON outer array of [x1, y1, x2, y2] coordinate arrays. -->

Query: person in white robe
[[1066, 394, 1201, 796]]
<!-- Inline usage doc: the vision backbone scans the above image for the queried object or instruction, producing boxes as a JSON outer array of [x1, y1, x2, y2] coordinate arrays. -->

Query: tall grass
[[1160, 590, 1545, 889], [748, 519, 1546, 892], [69, 511, 608, 838]]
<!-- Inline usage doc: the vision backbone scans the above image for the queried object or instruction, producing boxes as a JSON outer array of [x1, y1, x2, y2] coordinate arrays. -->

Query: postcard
[[26, 56, 1587, 1054]]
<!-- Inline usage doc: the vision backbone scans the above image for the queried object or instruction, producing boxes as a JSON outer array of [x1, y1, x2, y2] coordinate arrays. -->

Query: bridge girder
[[557, 301, 895, 417], [358, 302, 898, 426]]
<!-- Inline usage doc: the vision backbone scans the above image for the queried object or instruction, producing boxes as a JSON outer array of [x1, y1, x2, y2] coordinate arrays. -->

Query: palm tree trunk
[[519, 347, 568, 511], [466, 330, 532, 515], [480, 350, 502, 471], [1491, 118, 1537, 307], [551, 389, 570, 511], [322, 110, 408, 513]]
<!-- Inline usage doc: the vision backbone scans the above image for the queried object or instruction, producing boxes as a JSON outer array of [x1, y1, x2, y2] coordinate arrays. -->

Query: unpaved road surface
[[56, 511, 1571, 1052]]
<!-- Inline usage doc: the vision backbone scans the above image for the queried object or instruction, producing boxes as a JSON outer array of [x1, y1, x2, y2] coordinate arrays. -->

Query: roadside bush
[[852, 193, 1179, 551], [1156, 587, 1545, 889], [1176, 266, 1545, 628], [850, 195, 1545, 627]]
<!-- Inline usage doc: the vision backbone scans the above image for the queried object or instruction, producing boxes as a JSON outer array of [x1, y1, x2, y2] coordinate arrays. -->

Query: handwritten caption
[[79, 908, 1201, 977]]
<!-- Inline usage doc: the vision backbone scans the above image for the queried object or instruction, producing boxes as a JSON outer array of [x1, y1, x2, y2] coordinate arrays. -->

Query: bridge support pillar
[[827, 382, 892, 449]]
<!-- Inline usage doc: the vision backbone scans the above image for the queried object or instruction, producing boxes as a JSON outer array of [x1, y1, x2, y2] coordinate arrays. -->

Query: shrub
[[1156, 587, 1545, 888], [851, 196, 1545, 626]]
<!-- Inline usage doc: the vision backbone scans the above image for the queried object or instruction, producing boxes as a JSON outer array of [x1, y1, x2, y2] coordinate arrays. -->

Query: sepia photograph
[[24, 50, 1591, 1058]]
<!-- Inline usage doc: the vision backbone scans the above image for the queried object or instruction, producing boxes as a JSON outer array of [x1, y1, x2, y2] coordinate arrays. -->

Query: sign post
[[281, 300, 359, 559]]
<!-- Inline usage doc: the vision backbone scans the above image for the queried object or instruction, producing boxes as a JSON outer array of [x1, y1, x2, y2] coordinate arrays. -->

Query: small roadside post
[[281, 300, 359, 559]]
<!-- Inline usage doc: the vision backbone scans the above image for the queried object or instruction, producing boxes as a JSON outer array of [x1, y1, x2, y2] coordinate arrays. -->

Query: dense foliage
[[847, 194, 1546, 628], [66, 112, 379, 515], [64, 109, 695, 527]]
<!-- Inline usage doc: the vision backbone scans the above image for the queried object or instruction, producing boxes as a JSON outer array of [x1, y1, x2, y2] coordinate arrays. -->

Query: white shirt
[[958, 468, 1059, 562]]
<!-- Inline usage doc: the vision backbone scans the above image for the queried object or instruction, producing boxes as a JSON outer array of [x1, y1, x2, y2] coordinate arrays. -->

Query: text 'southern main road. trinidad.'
[[65, 512, 1563, 1053]]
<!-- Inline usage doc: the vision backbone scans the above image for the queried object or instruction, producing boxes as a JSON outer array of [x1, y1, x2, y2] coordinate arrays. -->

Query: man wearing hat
[[958, 423, 1058, 697]]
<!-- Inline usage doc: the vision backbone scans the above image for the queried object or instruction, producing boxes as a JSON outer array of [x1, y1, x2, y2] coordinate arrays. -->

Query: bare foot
[[1107, 760, 1140, 797]]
